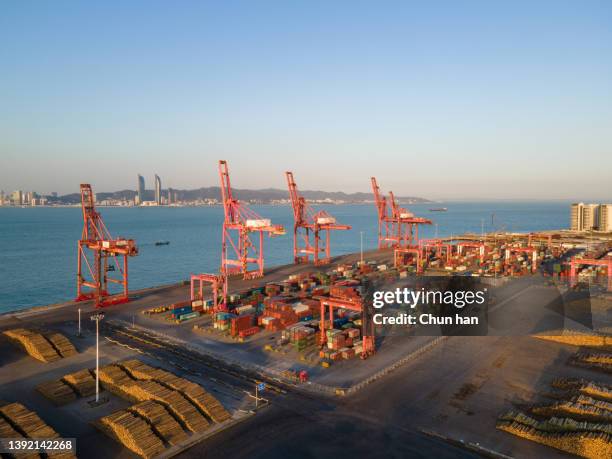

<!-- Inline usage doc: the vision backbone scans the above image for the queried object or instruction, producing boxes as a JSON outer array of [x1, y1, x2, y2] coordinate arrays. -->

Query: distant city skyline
[[1, 2, 611, 200]]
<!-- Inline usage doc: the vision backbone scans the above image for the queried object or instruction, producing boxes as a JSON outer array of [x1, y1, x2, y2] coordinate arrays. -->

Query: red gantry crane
[[388, 190, 432, 246], [190, 273, 227, 312], [318, 295, 375, 359], [285, 171, 351, 265], [75, 184, 138, 308], [569, 254, 612, 292], [219, 160, 285, 279], [371, 177, 432, 248], [419, 238, 453, 264]]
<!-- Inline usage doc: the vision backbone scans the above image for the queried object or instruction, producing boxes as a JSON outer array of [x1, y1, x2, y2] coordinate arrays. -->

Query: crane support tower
[[371, 177, 432, 248], [569, 255, 612, 292], [419, 238, 453, 264], [219, 160, 285, 279], [318, 296, 375, 359], [285, 171, 351, 265], [75, 184, 138, 308], [504, 245, 538, 274], [190, 273, 228, 312]]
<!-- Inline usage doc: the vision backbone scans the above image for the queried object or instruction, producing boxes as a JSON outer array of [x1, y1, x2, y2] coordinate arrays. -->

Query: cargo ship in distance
[[429, 207, 447, 212]]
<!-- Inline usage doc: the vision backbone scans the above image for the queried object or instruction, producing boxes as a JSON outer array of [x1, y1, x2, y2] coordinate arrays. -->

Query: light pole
[[360, 231, 364, 265], [90, 312, 105, 403], [481, 218, 485, 241]]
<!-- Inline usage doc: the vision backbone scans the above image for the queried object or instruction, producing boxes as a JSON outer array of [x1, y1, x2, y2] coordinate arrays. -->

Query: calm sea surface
[[0, 202, 569, 312]]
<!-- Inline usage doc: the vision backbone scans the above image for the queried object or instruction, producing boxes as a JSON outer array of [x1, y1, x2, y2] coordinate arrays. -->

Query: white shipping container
[[317, 217, 336, 224], [293, 304, 310, 314], [246, 219, 271, 228]]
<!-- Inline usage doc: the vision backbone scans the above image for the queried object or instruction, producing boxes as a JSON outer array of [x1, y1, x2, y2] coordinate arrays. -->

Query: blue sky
[[1, 1, 611, 199]]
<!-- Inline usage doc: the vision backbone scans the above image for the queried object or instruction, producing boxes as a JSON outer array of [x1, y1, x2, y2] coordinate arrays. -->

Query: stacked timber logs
[[129, 400, 188, 446], [36, 380, 77, 405], [99, 410, 165, 459]]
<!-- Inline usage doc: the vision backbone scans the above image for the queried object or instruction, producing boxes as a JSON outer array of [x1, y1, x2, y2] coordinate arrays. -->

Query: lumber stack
[[99, 410, 165, 459], [122, 360, 175, 384], [0, 417, 39, 459], [497, 418, 611, 459], [36, 380, 77, 405], [0, 402, 58, 439], [120, 359, 230, 422], [0, 403, 76, 458], [63, 369, 96, 397], [122, 380, 209, 432], [46, 333, 78, 358], [98, 364, 134, 397], [3, 328, 61, 363], [165, 377, 231, 423], [129, 400, 188, 446], [0, 416, 24, 439], [120, 360, 158, 380]]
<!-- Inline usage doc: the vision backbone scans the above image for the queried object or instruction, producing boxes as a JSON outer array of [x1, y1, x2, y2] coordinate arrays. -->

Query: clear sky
[[1, 1, 611, 200]]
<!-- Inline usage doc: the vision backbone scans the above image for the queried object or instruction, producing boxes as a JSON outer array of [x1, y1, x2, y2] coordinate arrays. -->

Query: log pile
[[121, 380, 209, 432], [0, 402, 58, 439], [499, 377, 612, 458], [0, 416, 22, 438], [120, 359, 231, 422], [98, 364, 134, 397], [552, 378, 612, 401], [46, 333, 78, 358], [570, 352, 612, 373], [36, 380, 77, 405], [532, 400, 612, 422], [0, 417, 38, 459], [63, 369, 96, 397], [533, 333, 612, 347], [164, 377, 231, 423], [129, 400, 188, 446], [3, 329, 62, 363], [497, 417, 611, 458], [99, 409, 165, 459], [0, 403, 76, 459]]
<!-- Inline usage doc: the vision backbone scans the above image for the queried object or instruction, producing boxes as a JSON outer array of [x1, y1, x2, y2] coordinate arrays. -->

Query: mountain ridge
[[51, 187, 431, 204]]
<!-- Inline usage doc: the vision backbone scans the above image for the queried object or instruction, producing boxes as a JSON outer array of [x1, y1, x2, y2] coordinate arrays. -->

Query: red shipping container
[[238, 326, 260, 338]]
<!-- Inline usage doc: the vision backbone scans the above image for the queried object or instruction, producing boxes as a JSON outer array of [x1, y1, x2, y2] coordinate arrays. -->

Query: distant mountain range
[[50, 187, 431, 204]]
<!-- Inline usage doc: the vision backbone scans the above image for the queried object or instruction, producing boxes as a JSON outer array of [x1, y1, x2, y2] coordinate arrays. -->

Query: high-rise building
[[599, 204, 612, 232], [570, 203, 583, 231], [167, 187, 173, 204], [582, 204, 599, 231], [24, 191, 33, 205], [155, 174, 162, 205], [137, 174, 145, 205], [10, 190, 23, 206], [571, 202, 608, 231]]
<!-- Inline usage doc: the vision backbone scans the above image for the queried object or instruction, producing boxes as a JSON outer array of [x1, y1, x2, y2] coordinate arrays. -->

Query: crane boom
[[75, 184, 138, 307], [286, 171, 351, 265]]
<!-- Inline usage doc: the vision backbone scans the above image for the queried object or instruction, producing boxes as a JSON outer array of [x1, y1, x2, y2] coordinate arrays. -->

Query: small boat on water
[[155, 241, 170, 246], [429, 207, 448, 212]]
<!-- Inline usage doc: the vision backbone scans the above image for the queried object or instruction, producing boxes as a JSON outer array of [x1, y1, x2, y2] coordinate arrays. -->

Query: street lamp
[[90, 312, 105, 403], [360, 231, 364, 265]]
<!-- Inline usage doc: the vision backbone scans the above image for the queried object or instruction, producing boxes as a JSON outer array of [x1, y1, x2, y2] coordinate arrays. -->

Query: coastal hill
[[51, 187, 431, 205]]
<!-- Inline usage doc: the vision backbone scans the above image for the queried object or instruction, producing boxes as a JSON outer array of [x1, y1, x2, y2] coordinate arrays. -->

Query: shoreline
[[2, 226, 611, 318]]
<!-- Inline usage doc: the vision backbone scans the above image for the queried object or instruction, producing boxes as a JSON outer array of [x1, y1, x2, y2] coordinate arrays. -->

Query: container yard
[[0, 163, 610, 458]]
